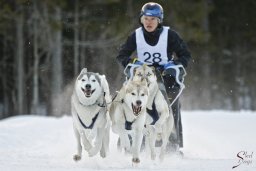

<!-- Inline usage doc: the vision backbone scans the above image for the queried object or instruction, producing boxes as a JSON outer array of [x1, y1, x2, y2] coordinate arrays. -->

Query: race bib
[[135, 26, 169, 65]]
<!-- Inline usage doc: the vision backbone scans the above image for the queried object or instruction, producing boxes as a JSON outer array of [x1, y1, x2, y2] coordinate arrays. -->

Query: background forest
[[0, 0, 256, 119]]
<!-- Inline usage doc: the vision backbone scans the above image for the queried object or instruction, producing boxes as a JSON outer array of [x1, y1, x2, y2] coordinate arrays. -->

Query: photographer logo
[[232, 151, 253, 169]]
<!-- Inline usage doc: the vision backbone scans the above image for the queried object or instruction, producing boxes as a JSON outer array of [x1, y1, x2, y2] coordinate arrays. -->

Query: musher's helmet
[[140, 2, 164, 23]]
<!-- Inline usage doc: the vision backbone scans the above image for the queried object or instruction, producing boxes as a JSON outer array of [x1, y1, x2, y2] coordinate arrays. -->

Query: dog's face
[[132, 65, 145, 82], [75, 68, 102, 101], [143, 65, 157, 84], [124, 81, 149, 116], [133, 65, 157, 84]]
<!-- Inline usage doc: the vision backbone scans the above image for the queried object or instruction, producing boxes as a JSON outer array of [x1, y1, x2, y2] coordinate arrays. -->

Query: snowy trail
[[0, 111, 255, 171]]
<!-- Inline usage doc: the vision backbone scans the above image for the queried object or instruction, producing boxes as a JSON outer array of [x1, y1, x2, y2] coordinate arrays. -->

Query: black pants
[[162, 74, 183, 148]]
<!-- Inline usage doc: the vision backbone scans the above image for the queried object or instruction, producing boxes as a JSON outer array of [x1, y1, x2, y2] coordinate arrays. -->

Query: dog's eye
[[82, 79, 85, 82], [137, 73, 143, 77], [92, 79, 96, 82], [141, 93, 145, 96], [131, 93, 135, 96]]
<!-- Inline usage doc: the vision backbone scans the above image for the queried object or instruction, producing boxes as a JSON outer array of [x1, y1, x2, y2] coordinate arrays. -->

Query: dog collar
[[79, 97, 106, 107]]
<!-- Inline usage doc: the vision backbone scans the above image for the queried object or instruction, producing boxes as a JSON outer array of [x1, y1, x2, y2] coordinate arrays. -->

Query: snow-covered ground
[[0, 111, 255, 171]]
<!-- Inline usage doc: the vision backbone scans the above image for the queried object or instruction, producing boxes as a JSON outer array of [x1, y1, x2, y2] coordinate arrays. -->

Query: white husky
[[110, 80, 149, 164], [132, 65, 174, 161], [71, 68, 111, 161]]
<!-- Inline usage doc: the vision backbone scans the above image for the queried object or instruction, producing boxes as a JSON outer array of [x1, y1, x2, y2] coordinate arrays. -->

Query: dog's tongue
[[81, 88, 94, 97], [85, 90, 91, 95], [132, 103, 142, 116]]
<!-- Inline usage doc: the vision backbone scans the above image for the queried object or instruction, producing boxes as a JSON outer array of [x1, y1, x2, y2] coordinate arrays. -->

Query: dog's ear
[[80, 68, 87, 74], [149, 66, 156, 75], [133, 67, 137, 74], [142, 64, 147, 70], [77, 68, 87, 80], [124, 81, 132, 93], [94, 73, 101, 86]]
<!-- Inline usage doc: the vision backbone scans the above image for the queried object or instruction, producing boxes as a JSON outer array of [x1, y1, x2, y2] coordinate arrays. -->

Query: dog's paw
[[151, 152, 156, 160], [100, 149, 106, 158], [73, 155, 81, 161], [88, 147, 98, 157], [159, 152, 165, 161], [117, 138, 122, 152], [132, 158, 140, 164]]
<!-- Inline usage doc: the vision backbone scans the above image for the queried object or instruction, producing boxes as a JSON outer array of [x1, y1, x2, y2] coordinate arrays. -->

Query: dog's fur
[[71, 68, 111, 161], [132, 65, 174, 160], [110, 80, 149, 164]]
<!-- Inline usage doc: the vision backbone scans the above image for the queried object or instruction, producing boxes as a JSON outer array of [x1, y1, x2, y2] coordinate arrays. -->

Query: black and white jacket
[[116, 26, 191, 68]]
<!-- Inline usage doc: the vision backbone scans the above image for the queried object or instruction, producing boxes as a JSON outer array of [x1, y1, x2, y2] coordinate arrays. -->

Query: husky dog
[[71, 68, 111, 161], [110, 80, 149, 164], [133, 65, 174, 161]]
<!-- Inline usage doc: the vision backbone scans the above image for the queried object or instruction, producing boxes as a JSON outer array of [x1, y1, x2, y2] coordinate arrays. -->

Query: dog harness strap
[[125, 120, 133, 130], [77, 112, 99, 129], [124, 111, 135, 130], [97, 99, 106, 107], [111, 93, 118, 101], [146, 99, 160, 125]]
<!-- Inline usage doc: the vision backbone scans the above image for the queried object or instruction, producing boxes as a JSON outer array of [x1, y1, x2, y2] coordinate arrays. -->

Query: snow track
[[0, 111, 255, 171]]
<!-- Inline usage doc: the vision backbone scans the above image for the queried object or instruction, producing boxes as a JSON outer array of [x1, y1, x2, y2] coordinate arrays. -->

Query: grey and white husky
[[71, 68, 111, 161], [134, 65, 174, 161], [126, 65, 174, 161], [110, 80, 149, 164]]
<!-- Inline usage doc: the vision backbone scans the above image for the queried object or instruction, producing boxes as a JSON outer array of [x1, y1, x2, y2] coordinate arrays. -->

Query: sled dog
[[71, 68, 111, 161], [110, 80, 149, 164], [132, 65, 174, 160]]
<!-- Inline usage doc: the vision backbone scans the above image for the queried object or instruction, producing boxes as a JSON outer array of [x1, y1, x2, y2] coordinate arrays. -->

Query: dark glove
[[173, 60, 183, 66], [162, 61, 176, 78]]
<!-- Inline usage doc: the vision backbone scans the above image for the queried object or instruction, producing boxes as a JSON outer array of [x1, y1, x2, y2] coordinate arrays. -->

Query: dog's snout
[[136, 100, 142, 106], [85, 84, 91, 89]]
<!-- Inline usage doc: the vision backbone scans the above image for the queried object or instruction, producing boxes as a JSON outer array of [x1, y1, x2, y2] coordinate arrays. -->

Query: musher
[[116, 2, 191, 153]]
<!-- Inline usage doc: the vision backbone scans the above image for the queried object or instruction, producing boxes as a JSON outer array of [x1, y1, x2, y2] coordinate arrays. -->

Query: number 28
[[144, 52, 162, 63]]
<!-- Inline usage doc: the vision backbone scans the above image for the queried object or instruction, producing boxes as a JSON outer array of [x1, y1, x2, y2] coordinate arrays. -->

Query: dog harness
[[123, 106, 136, 130], [124, 111, 136, 130], [125, 120, 134, 130], [146, 98, 160, 125], [111, 94, 134, 130], [77, 112, 99, 129], [135, 26, 169, 65]]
